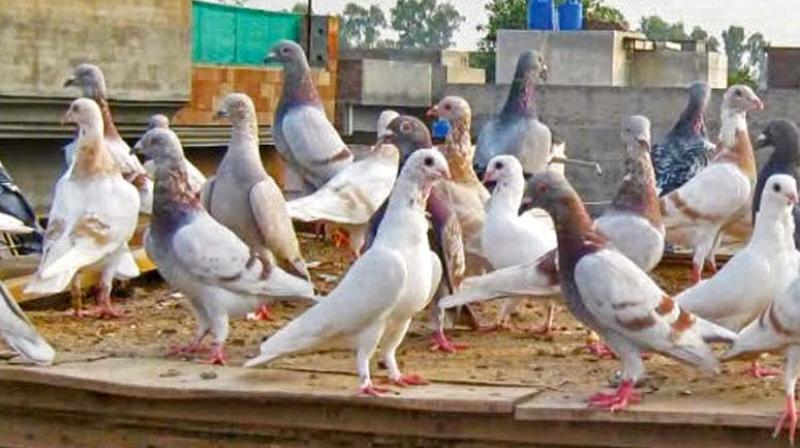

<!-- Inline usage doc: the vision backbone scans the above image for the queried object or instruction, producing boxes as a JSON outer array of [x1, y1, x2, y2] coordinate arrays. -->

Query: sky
[[239, 0, 800, 50]]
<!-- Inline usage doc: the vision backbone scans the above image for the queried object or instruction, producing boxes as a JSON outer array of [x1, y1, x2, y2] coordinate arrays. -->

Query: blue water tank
[[558, 0, 583, 30], [528, 0, 557, 30]]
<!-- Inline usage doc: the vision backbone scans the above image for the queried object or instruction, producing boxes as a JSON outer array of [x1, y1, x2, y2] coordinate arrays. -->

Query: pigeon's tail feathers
[[666, 339, 720, 374], [24, 269, 77, 295], [114, 248, 140, 280], [694, 316, 738, 344], [4, 332, 55, 365]]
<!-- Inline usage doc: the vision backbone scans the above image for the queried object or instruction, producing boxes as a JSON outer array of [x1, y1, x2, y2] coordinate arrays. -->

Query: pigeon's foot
[[586, 341, 616, 359], [168, 342, 210, 357], [200, 345, 227, 365], [773, 394, 798, 445], [742, 360, 781, 379], [85, 305, 124, 319], [251, 304, 273, 321], [64, 308, 91, 318], [690, 264, 702, 285], [359, 382, 391, 396], [331, 228, 351, 250], [391, 373, 429, 387], [478, 320, 513, 332], [587, 380, 641, 411], [429, 329, 468, 353], [527, 304, 558, 335], [704, 259, 718, 276]]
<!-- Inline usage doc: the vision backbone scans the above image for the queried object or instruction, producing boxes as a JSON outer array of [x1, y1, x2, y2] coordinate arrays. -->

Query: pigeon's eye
[[443, 103, 452, 111], [495, 162, 504, 170], [281, 47, 290, 54], [774, 183, 782, 193], [423, 156, 434, 167], [400, 122, 412, 133], [735, 89, 742, 97]]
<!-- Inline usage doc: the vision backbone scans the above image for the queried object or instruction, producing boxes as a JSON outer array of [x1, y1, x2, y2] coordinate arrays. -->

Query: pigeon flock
[[4, 39, 800, 443]]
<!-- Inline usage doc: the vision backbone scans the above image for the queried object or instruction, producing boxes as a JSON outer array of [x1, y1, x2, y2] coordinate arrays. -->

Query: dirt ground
[[9, 234, 784, 400]]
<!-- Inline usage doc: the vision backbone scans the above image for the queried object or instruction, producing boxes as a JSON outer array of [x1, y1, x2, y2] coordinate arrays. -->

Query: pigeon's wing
[[286, 146, 399, 225], [0, 282, 54, 365], [439, 249, 560, 308], [427, 189, 466, 291], [661, 163, 750, 225], [245, 245, 407, 365], [575, 249, 734, 370], [281, 105, 353, 185], [199, 176, 216, 211], [249, 178, 307, 275], [106, 137, 146, 175], [475, 118, 501, 172], [171, 212, 312, 299], [0, 163, 40, 229], [0, 212, 32, 234]]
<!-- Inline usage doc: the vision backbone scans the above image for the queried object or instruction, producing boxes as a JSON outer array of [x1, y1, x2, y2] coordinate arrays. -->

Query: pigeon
[[285, 143, 399, 257], [0, 281, 55, 365], [245, 149, 450, 395], [0, 213, 33, 235], [679, 174, 799, 377], [595, 115, 664, 272], [0, 159, 44, 254], [723, 277, 800, 445], [135, 128, 315, 365], [141, 114, 207, 196], [64, 64, 153, 214], [479, 155, 557, 330], [522, 171, 736, 410], [660, 85, 763, 284], [652, 81, 716, 196], [25, 98, 141, 318], [265, 40, 353, 198], [201, 93, 309, 296], [376, 109, 400, 139], [475, 50, 551, 175], [752, 120, 800, 249]]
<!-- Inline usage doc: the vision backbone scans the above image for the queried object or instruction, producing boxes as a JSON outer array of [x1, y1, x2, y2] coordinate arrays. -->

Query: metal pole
[[306, 0, 313, 62]]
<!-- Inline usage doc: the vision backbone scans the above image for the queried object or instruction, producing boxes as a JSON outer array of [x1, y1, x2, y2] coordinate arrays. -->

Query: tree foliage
[[723, 26, 768, 87], [722, 25, 747, 73], [389, 0, 465, 50], [640, 15, 688, 41], [290, 2, 307, 14], [339, 3, 388, 49], [690, 26, 719, 52]]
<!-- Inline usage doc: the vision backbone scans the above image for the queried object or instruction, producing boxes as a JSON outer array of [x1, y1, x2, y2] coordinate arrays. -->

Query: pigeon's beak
[[752, 98, 765, 111], [213, 109, 228, 120], [438, 165, 451, 180], [756, 133, 770, 149], [519, 196, 534, 213], [426, 105, 440, 118], [63, 78, 76, 88], [264, 51, 278, 64], [482, 168, 499, 184], [637, 137, 651, 152], [132, 140, 144, 156], [60, 110, 73, 126], [786, 192, 799, 205], [539, 65, 549, 82], [376, 128, 393, 145]]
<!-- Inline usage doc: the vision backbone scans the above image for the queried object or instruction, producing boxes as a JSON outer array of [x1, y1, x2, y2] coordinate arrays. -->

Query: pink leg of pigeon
[[392, 373, 429, 387], [742, 360, 781, 379], [252, 304, 273, 321], [690, 264, 702, 284], [587, 379, 641, 411], [586, 340, 616, 359], [86, 283, 123, 319], [527, 302, 558, 335], [169, 329, 211, 356], [774, 393, 798, 445], [200, 343, 227, 365], [429, 328, 468, 353]]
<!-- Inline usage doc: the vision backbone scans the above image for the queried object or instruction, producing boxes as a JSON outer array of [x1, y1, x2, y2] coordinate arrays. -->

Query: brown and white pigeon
[[64, 64, 153, 214], [596, 115, 664, 272], [141, 114, 206, 196], [136, 128, 315, 365], [660, 85, 763, 283], [26, 99, 140, 318], [679, 174, 800, 377], [266, 40, 353, 198], [201, 93, 309, 290], [475, 50, 551, 176], [723, 275, 800, 445], [245, 149, 450, 395], [524, 171, 736, 411]]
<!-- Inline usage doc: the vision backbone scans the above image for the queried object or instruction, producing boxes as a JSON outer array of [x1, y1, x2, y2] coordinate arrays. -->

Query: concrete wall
[[632, 49, 728, 88], [0, 0, 192, 102], [447, 83, 798, 202]]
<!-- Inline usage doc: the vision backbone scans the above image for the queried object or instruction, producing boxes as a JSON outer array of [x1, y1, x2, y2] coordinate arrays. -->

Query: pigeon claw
[[251, 304, 274, 321], [331, 228, 351, 250], [200, 346, 227, 365], [586, 341, 616, 359], [587, 380, 641, 412], [478, 321, 513, 333], [773, 394, 798, 446], [742, 361, 781, 379], [429, 330, 468, 353], [392, 373, 429, 387], [359, 383, 391, 396]]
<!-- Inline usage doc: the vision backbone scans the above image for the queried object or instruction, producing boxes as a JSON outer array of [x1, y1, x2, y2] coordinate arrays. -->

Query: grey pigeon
[[25, 99, 141, 318], [752, 120, 800, 248], [595, 116, 664, 271], [201, 93, 309, 283], [245, 149, 450, 395], [524, 171, 736, 411], [652, 81, 715, 196], [0, 159, 44, 254], [140, 114, 207, 195], [265, 40, 353, 198], [475, 51, 551, 175], [136, 128, 315, 365], [64, 64, 153, 213]]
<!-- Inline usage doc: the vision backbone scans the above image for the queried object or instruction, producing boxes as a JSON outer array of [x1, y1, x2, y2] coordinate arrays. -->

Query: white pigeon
[[595, 115, 664, 272], [377, 109, 400, 139], [723, 277, 800, 445], [63, 63, 153, 214], [245, 149, 450, 395], [0, 212, 33, 235], [285, 143, 399, 257], [141, 114, 207, 196], [480, 155, 557, 329], [135, 127, 315, 365], [25, 98, 140, 318], [517, 171, 736, 411], [0, 281, 55, 365], [660, 85, 763, 283], [679, 174, 799, 376]]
